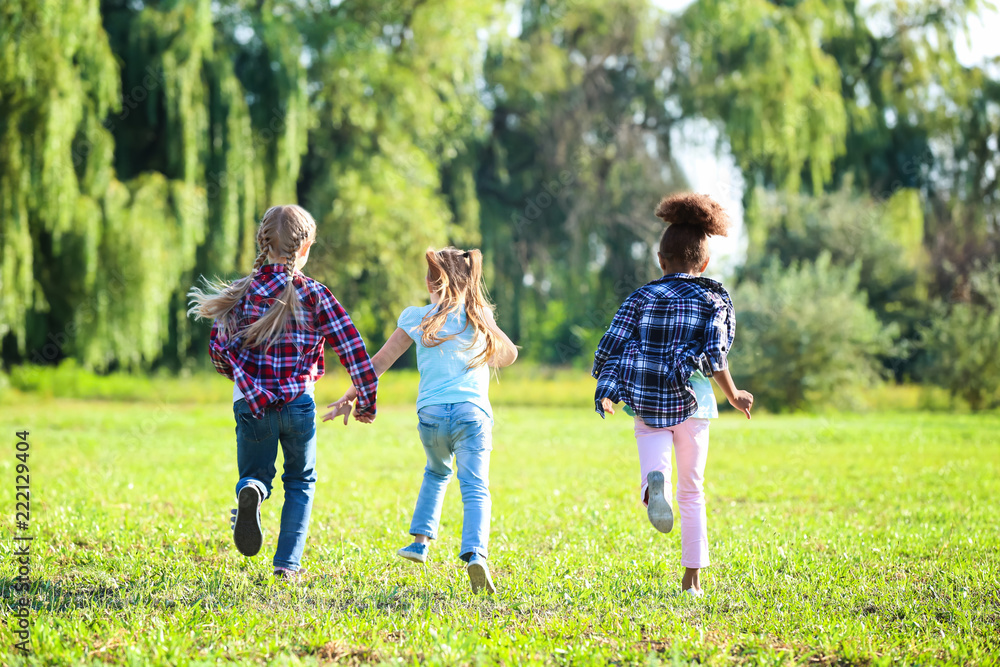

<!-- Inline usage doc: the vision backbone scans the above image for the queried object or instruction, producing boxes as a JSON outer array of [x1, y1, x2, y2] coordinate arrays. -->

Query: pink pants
[[634, 416, 711, 569]]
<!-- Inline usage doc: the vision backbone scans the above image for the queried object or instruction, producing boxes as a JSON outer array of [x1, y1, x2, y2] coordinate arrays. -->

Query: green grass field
[[1, 379, 998, 665]]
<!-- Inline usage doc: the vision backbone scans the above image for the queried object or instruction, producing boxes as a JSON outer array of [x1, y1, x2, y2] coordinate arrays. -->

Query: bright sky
[[651, 0, 1000, 277]]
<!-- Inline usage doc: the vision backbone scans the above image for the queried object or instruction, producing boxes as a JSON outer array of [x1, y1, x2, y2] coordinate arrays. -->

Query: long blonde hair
[[421, 247, 501, 368], [187, 205, 317, 350]]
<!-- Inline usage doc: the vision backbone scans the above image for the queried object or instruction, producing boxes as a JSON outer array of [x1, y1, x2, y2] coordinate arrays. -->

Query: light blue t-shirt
[[397, 304, 492, 420], [688, 370, 719, 419], [624, 370, 718, 419]]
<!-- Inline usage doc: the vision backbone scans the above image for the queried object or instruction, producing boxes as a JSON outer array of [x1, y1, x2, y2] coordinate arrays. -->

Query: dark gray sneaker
[[646, 471, 674, 533], [233, 485, 263, 557], [274, 567, 306, 582]]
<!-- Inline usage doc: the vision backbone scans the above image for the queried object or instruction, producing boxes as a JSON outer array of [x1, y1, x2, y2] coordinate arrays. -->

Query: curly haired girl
[[593, 193, 753, 596]]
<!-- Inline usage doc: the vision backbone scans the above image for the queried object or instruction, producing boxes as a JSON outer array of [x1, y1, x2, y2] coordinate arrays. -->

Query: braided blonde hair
[[188, 205, 317, 350], [421, 247, 501, 369]]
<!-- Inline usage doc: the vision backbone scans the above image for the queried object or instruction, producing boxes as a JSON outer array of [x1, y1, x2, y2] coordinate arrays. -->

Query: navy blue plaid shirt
[[592, 273, 735, 428]]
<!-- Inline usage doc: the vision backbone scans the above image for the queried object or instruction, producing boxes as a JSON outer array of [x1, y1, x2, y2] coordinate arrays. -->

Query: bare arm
[[370, 328, 414, 376], [711, 368, 754, 420], [484, 309, 518, 368], [323, 328, 413, 423]]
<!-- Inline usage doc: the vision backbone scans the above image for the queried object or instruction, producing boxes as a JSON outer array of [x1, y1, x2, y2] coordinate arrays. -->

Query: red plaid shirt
[[208, 265, 378, 418]]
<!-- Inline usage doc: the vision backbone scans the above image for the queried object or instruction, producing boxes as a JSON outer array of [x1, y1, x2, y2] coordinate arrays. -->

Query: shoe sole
[[467, 562, 496, 595], [233, 486, 263, 557], [397, 548, 427, 564], [646, 471, 674, 533]]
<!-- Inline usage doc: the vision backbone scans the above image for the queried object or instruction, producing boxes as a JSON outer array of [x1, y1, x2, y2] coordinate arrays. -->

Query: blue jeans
[[410, 402, 493, 562], [234, 393, 316, 571]]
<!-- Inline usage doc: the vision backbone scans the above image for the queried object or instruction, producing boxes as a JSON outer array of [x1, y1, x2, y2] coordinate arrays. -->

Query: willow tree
[[673, 0, 999, 381], [1, 0, 120, 364], [673, 0, 999, 297], [98, 0, 309, 366], [671, 0, 849, 195], [0, 0, 309, 369]]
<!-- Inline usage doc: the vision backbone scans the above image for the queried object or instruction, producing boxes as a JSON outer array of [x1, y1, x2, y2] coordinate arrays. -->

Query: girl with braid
[[188, 204, 379, 579], [325, 247, 518, 594]]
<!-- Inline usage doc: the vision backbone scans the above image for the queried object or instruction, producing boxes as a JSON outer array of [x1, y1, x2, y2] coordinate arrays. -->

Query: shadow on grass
[[0, 569, 497, 617]]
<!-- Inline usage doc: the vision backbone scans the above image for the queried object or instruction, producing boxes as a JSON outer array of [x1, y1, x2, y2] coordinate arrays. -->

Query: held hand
[[354, 413, 375, 424], [322, 398, 354, 425], [327, 387, 358, 408], [601, 397, 617, 416], [728, 390, 754, 420]]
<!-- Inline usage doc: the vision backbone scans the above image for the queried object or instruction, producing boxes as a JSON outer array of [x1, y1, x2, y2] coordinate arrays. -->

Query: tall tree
[[294, 0, 493, 343], [0, 0, 310, 369], [670, 0, 850, 195], [2, 0, 120, 364], [478, 0, 686, 361], [672, 0, 999, 297]]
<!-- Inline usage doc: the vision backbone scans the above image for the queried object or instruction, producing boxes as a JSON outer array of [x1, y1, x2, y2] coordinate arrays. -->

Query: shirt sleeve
[[592, 295, 641, 416], [208, 321, 235, 380], [693, 296, 735, 376], [315, 289, 379, 417], [397, 306, 423, 341], [592, 295, 641, 380]]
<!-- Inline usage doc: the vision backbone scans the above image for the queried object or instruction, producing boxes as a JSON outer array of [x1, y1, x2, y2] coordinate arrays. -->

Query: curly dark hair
[[655, 193, 730, 269]]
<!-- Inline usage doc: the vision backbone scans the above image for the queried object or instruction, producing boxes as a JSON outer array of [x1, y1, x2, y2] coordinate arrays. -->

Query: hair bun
[[655, 193, 730, 237]]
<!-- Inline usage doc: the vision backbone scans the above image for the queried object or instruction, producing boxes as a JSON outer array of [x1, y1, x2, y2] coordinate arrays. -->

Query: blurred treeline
[[1, 0, 998, 410]]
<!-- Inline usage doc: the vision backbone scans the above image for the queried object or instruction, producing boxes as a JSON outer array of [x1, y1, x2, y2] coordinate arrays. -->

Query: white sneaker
[[646, 471, 674, 533], [683, 587, 704, 598], [397, 542, 429, 564], [467, 555, 496, 595]]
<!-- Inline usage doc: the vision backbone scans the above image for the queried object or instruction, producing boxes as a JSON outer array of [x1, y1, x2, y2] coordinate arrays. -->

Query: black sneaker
[[233, 485, 263, 557], [646, 471, 674, 533]]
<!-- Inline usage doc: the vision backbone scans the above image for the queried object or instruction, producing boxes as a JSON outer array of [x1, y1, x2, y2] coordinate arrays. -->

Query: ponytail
[[421, 247, 501, 368]]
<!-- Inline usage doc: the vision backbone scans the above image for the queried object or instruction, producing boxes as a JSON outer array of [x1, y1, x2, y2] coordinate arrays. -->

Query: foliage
[[477, 0, 684, 351], [730, 253, 895, 411], [0, 0, 120, 357], [0, 0, 310, 369], [920, 262, 1000, 410], [1, 0, 998, 409], [2, 401, 999, 664], [296, 0, 493, 341], [671, 0, 850, 194], [819, 0, 1000, 291], [673, 0, 999, 294], [741, 184, 927, 378]]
